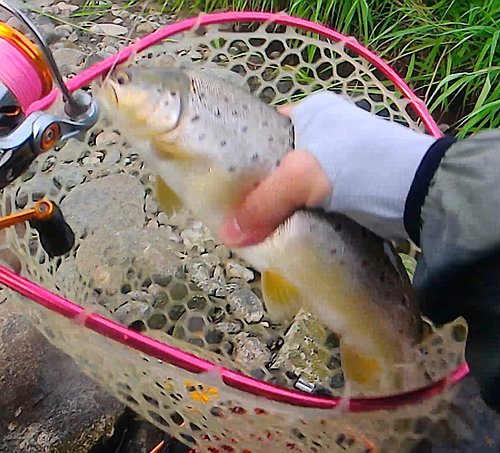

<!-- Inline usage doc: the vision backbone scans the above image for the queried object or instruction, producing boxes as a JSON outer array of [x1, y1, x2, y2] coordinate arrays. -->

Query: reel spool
[[0, 10, 469, 453], [0, 21, 52, 134]]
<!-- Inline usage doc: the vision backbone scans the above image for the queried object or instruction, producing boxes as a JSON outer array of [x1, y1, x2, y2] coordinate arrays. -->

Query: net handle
[[9, 12, 465, 412], [26, 11, 442, 139]]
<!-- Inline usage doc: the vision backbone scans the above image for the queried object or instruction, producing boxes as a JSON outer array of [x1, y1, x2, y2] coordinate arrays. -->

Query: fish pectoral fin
[[155, 175, 183, 215], [262, 268, 303, 324], [340, 341, 383, 390]]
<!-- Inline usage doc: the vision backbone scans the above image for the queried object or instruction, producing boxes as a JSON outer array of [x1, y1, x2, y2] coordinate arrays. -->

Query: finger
[[276, 103, 295, 117], [219, 151, 331, 248]]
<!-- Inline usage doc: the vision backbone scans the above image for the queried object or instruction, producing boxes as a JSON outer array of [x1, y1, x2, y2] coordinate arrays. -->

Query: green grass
[[159, 0, 500, 137]]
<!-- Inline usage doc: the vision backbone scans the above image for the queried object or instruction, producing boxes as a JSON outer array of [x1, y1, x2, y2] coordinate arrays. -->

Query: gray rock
[[53, 48, 86, 67], [186, 254, 225, 296], [37, 24, 58, 45], [60, 174, 145, 239], [90, 23, 128, 36], [68, 31, 79, 43], [0, 296, 124, 452], [114, 299, 152, 326], [6, 17, 30, 35], [55, 1, 79, 12], [16, 174, 60, 205], [227, 289, 264, 324], [104, 45, 118, 55], [75, 227, 182, 302], [270, 310, 333, 386], [54, 24, 73, 39], [52, 164, 86, 191], [226, 260, 254, 281], [136, 22, 155, 35], [233, 333, 271, 368]]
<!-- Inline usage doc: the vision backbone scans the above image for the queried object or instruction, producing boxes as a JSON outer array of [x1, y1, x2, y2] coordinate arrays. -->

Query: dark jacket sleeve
[[403, 130, 500, 412]]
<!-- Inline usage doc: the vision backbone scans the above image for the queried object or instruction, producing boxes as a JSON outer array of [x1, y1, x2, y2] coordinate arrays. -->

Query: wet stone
[[215, 320, 243, 335], [114, 300, 152, 326], [227, 289, 264, 324], [89, 23, 128, 36], [233, 333, 271, 368], [226, 260, 254, 281], [60, 174, 145, 239], [186, 255, 226, 296], [74, 227, 182, 305], [270, 310, 332, 385], [0, 296, 124, 453]]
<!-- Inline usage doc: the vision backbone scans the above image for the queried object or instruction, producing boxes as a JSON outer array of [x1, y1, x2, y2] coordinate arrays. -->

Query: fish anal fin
[[340, 341, 383, 390], [262, 269, 303, 324], [155, 175, 183, 215]]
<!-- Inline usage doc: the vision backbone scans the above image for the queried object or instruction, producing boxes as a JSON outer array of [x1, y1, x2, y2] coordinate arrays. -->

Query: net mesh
[[0, 18, 468, 452]]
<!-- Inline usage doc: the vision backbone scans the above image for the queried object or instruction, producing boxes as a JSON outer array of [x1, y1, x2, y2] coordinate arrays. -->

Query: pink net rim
[[3, 12, 468, 412]]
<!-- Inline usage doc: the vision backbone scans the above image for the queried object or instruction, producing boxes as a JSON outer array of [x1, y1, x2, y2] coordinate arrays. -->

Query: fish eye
[[116, 72, 130, 85]]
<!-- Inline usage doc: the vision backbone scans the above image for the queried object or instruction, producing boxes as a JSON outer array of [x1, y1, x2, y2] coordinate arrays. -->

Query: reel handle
[[0, 92, 99, 190], [0, 199, 75, 257]]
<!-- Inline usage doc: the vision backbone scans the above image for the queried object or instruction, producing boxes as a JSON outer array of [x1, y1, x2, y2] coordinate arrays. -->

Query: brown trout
[[95, 66, 422, 393]]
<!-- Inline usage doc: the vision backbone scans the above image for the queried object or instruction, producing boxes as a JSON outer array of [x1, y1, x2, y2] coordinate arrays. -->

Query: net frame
[[0, 11, 470, 452]]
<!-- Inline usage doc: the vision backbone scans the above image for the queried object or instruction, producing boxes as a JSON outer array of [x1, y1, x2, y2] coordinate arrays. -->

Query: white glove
[[289, 92, 437, 241]]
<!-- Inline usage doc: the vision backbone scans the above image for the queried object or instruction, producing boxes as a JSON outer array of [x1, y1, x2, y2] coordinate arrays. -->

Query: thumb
[[219, 150, 331, 248]]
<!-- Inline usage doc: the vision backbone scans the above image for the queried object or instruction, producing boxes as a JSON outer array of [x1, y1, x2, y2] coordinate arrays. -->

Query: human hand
[[219, 91, 437, 248]]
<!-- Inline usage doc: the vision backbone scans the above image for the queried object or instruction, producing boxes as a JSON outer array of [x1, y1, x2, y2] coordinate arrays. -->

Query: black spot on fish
[[192, 115, 200, 122], [361, 259, 369, 268], [242, 126, 248, 133], [268, 136, 274, 142], [199, 133, 206, 141], [242, 103, 249, 111], [331, 248, 337, 255], [223, 96, 229, 103], [252, 154, 259, 161], [379, 272, 385, 282], [199, 92, 206, 100], [340, 261, 346, 266], [262, 121, 269, 127], [215, 108, 221, 116], [232, 110, 238, 116], [170, 90, 177, 96], [228, 166, 235, 172], [221, 140, 227, 147]]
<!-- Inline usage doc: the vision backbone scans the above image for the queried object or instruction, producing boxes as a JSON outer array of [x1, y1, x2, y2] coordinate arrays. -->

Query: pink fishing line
[[0, 37, 43, 111]]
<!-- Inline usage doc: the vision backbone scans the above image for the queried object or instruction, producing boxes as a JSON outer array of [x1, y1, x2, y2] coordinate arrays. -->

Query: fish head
[[96, 66, 190, 143]]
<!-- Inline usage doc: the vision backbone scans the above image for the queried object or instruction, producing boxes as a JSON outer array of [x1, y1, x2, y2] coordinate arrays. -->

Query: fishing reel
[[0, 1, 100, 257]]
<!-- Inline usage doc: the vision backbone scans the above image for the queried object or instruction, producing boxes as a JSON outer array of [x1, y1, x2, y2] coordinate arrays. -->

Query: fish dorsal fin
[[262, 269, 303, 324], [155, 175, 183, 215]]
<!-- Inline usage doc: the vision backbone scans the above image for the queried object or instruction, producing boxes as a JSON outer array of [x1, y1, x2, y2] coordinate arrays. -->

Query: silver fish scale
[[182, 70, 294, 171]]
